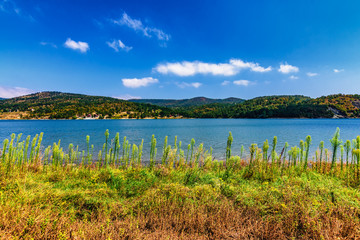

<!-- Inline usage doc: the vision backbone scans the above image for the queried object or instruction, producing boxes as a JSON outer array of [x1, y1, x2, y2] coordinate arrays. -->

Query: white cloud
[[122, 77, 159, 88], [64, 38, 89, 53], [93, 19, 104, 29], [0, 0, 34, 21], [264, 80, 271, 85], [233, 80, 252, 86], [0, 0, 19, 15], [221, 81, 230, 86], [40, 41, 57, 48], [334, 69, 344, 73], [155, 59, 272, 77], [307, 72, 318, 77], [113, 94, 141, 100], [176, 82, 202, 88], [230, 59, 272, 73], [0, 86, 34, 98], [0, 0, 6, 12], [278, 63, 299, 74], [106, 40, 132, 52], [113, 12, 170, 41], [289, 75, 298, 80]]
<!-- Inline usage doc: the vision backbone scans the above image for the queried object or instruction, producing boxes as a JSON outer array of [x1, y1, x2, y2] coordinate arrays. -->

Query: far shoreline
[[0, 117, 352, 121]]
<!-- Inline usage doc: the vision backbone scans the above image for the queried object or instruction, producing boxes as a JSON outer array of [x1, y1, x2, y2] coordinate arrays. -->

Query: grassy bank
[[0, 129, 360, 239]]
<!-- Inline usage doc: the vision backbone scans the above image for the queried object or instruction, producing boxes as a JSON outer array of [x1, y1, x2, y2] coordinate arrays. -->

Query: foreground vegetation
[[0, 129, 360, 239], [2, 92, 360, 119]]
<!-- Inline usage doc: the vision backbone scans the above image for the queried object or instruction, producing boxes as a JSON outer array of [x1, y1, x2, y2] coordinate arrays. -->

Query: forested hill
[[129, 97, 244, 108], [0, 92, 176, 119], [1, 92, 360, 119], [176, 95, 332, 118], [313, 94, 360, 118], [176, 94, 360, 118]]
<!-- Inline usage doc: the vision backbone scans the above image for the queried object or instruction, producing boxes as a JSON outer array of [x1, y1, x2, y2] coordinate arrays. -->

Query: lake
[[1, 119, 359, 160]]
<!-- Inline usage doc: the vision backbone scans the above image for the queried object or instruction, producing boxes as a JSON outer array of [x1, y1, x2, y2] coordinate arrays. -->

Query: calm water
[[1, 119, 359, 160]]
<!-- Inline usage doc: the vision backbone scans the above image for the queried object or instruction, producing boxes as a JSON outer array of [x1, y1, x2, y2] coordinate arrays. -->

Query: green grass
[[0, 129, 360, 239]]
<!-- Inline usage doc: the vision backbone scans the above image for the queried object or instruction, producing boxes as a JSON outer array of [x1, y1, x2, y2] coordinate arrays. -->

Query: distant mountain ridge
[[130, 96, 244, 108]]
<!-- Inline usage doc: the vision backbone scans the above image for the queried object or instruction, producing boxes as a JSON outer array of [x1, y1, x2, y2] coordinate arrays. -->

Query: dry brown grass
[[0, 191, 359, 240]]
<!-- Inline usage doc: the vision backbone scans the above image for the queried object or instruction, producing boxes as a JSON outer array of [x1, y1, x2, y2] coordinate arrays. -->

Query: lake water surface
[[1, 119, 360, 160]]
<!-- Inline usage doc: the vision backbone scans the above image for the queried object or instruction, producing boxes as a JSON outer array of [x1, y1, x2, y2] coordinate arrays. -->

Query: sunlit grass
[[0, 128, 360, 239]]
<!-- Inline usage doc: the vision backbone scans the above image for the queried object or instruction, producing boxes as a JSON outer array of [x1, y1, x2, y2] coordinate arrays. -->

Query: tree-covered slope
[[0, 92, 176, 119], [2, 92, 360, 119], [313, 94, 360, 117], [178, 95, 334, 118]]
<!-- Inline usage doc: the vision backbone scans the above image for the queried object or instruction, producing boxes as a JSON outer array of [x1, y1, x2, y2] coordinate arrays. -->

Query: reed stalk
[[150, 135, 157, 168], [304, 135, 311, 170], [262, 139, 269, 166], [319, 141, 324, 173], [226, 132, 233, 163], [330, 128, 342, 175]]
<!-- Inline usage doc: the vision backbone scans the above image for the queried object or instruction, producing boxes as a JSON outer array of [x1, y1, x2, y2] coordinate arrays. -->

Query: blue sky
[[1, 0, 360, 100]]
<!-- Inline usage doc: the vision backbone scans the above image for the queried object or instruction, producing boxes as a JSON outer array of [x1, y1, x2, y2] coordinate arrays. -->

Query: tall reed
[[1, 128, 360, 186], [226, 132, 233, 163], [330, 128, 342, 174]]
